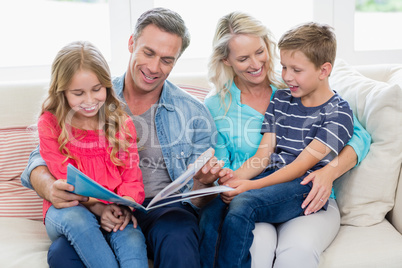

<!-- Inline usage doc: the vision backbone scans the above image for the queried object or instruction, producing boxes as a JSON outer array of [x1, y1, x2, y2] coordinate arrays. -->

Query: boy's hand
[[217, 168, 235, 185], [224, 179, 255, 197]]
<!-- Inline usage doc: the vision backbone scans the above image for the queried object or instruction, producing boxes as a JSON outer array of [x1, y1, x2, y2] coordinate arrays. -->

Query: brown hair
[[278, 22, 337, 69]]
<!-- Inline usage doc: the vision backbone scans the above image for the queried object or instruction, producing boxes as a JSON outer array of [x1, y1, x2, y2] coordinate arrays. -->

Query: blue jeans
[[199, 169, 312, 268], [47, 200, 200, 268], [45, 204, 148, 268], [133, 198, 201, 268]]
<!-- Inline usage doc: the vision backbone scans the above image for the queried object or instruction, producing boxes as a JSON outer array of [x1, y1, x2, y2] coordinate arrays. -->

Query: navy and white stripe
[[261, 89, 353, 172]]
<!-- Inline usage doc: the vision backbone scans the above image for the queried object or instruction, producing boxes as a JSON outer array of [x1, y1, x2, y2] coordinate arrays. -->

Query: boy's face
[[280, 49, 323, 100]]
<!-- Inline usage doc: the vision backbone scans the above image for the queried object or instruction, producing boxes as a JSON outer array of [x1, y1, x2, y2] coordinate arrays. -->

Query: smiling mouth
[[80, 105, 97, 111], [249, 67, 263, 75], [142, 71, 157, 81], [289, 85, 299, 91]]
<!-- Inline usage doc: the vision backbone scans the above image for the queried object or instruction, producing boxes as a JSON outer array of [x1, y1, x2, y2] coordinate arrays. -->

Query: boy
[[212, 22, 354, 267]]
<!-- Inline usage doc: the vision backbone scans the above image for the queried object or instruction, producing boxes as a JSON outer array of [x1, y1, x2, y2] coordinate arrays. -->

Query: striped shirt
[[261, 89, 353, 174]]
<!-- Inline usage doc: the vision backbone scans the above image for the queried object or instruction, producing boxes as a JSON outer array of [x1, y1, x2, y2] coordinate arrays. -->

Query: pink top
[[38, 111, 144, 219]]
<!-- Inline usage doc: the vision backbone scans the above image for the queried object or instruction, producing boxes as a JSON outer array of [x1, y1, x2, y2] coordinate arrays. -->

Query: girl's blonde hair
[[208, 11, 286, 111], [41, 41, 132, 166]]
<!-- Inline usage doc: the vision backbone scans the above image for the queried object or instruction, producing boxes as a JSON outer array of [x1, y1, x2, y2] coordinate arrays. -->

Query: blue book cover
[[66, 148, 232, 213]]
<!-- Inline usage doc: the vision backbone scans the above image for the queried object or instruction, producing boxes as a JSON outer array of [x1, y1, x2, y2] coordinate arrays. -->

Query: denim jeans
[[199, 169, 312, 268], [133, 198, 201, 268], [45, 204, 148, 268]]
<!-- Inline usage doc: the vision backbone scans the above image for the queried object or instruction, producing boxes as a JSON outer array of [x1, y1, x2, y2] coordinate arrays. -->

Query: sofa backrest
[[0, 80, 48, 128]]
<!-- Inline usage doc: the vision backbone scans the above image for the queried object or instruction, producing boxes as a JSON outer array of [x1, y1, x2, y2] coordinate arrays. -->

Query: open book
[[66, 148, 233, 213]]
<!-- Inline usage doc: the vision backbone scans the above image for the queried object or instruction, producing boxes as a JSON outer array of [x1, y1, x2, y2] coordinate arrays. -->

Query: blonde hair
[[208, 11, 286, 111], [41, 41, 132, 167], [278, 22, 337, 69]]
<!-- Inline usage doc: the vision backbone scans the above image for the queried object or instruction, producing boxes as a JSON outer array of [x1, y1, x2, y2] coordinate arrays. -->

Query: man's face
[[127, 24, 183, 95]]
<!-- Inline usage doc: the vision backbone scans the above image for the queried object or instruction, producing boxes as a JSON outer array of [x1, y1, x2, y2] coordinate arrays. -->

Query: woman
[[199, 11, 371, 267]]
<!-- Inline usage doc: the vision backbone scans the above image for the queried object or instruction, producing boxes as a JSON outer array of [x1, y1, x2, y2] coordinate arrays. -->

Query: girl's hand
[[116, 205, 137, 232], [100, 204, 125, 232], [301, 169, 333, 215]]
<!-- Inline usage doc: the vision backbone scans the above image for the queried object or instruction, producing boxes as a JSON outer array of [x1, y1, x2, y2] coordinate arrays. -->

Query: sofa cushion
[[0, 127, 43, 220], [330, 59, 402, 226], [0, 218, 50, 267], [319, 220, 402, 268]]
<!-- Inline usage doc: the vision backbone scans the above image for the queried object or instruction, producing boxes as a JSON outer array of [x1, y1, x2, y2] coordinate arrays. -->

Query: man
[[21, 8, 222, 268]]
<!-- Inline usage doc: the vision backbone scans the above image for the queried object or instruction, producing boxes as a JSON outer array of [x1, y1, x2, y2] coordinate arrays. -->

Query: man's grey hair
[[133, 7, 190, 57]]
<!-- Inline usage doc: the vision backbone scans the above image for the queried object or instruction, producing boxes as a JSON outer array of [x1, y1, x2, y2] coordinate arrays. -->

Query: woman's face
[[223, 34, 269, 86]]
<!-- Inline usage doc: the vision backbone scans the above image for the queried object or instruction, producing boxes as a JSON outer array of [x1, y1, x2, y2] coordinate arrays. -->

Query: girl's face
[[64, 69, 107, 125], [223, 34, 269, 86]]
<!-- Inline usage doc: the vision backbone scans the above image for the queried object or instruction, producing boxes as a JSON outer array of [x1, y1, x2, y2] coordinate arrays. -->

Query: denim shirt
[[21, 74, 217, 205]]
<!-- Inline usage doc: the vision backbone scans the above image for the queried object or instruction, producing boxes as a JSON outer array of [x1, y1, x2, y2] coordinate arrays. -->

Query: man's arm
[[22, 146, 88, 208], [31, 165, 87, 208]]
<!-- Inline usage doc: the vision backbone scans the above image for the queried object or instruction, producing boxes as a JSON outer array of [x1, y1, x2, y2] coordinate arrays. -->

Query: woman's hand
[[301, 168, 334, 215]]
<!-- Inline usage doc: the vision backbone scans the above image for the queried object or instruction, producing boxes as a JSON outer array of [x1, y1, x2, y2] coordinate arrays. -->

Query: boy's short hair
[[278, 22, 336, 69]]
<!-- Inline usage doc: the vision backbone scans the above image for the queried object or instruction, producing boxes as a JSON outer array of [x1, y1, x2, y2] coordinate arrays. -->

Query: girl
[[38, 41, 147, 267]]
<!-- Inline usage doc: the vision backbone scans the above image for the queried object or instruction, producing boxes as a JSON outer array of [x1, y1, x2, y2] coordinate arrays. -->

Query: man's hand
[[49, 179, 89, 209], [31, 166, 88, 208], [191, 149, 224, 207], [193, 155, 225, 187]]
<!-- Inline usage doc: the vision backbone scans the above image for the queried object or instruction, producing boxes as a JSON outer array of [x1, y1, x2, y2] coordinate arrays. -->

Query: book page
[[146, 147, 215, 209]]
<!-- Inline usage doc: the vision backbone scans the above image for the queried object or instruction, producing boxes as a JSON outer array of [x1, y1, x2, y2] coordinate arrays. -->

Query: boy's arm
[[225, 139, 331, 195], [232, 132, 276, 181]]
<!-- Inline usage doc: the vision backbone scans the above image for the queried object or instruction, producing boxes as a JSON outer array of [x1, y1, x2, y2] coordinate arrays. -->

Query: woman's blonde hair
[[208, 11, 285, 111], [41, 41, 132, 166]]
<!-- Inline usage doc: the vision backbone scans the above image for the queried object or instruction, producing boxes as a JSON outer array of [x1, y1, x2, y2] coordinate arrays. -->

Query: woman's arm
[[301, 114, 371, 214]]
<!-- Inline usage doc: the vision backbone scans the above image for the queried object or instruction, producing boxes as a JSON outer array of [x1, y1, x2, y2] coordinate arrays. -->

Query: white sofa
[[0, 59, 401, 267]]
